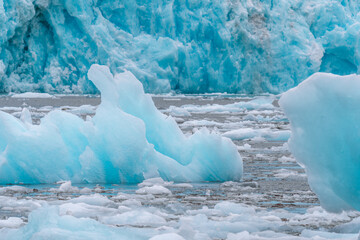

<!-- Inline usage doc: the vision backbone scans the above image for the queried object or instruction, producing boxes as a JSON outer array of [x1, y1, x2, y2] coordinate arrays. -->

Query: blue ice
[[0, 64, 242, 184], [280, 72, 360, 212], [0, 0, 360, 94]]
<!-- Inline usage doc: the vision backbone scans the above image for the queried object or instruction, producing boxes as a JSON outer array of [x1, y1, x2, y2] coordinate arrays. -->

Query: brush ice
[[1, 178, 360, 240], [0, 64, 242, 184], [280, 72, 360, 212], [0, 0, 359, 94]]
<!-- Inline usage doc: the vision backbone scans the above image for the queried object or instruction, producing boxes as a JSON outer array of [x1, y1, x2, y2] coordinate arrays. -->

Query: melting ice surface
[[280, 73, 360, 213], [0, 64, 242, 184], [1, 0, 360, 94]]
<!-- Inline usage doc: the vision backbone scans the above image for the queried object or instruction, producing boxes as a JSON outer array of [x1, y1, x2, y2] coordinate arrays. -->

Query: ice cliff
[[1, 0, 360, 94], [280, 73, 360, 212], [0, 64, 242, 184]]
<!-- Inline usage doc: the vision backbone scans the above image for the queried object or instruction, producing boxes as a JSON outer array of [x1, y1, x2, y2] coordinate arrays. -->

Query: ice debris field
[[1, 0, 360, 94], [0, 65, 360, 239]]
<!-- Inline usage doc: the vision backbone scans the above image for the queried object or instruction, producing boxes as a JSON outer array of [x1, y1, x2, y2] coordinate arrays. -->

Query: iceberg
[[0, 0, 359, 94], [0, 64, 242, 184], [279, 72, 360, 212]]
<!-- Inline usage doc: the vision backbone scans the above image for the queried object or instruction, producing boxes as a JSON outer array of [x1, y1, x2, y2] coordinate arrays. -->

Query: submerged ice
[[1, 0, 360, 94], [280, 73, 360, 212], [0, 64, 242, 184]]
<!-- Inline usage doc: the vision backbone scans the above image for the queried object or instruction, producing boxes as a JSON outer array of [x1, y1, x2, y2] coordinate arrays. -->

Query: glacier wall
[[0, 0, 360, 94], [0, 64, 242, 184]]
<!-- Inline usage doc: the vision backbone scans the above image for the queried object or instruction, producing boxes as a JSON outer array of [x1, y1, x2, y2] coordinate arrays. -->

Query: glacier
[[1, 0, 360, 94], [0, 64, 242, 184], [279, 72, 360, 212]]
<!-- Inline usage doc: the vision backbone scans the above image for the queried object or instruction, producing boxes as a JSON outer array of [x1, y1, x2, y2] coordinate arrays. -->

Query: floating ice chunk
[[121, 199, 142, 207], [0, 107, 22, 112], [278, 156, 295, 163], [11, 92, 55, 99], [237, 143, 252, 150], [50, 181, 79, 193], [0, 217, 23, 228], [20, 108, 32, 125], [214, 201, 256, 215], [59, 202, 117, 219], [223, 128, 290, 141], [136, 185, 172, 196], [149, 233, 185, 240], [274, 169, 306, 179], [79, 187, 92, 194], [67, 105, 97, 115], [138, 177, 171, 187], [0, 186, 33, 194], [68, 194, 113, 207], [280, 73, 360, 212], [101, 210, 167, 227], [0, 65, 242, 184], [181, 120, 222, 127], [178, 97, 276, 114], [164, 106, 191, 117]]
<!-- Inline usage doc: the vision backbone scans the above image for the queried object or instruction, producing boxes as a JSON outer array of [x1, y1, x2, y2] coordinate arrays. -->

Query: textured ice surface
[[0, 64, 242, 184], [0, 180, 359, 240], [280, 73, 360, 212], [1, 0, 360, 94]]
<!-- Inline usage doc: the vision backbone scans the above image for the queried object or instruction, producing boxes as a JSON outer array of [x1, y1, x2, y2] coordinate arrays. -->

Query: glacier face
[[0, 0, 360, 94]]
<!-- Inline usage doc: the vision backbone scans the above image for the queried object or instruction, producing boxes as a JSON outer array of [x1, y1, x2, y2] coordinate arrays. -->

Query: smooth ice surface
[[280, 72, 360, 212], [0, 64, 242, 184], [1, 0, 360, 94]]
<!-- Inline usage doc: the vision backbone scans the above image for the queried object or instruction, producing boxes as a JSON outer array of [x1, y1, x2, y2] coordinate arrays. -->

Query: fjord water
[[1, 94, 360, 239]]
